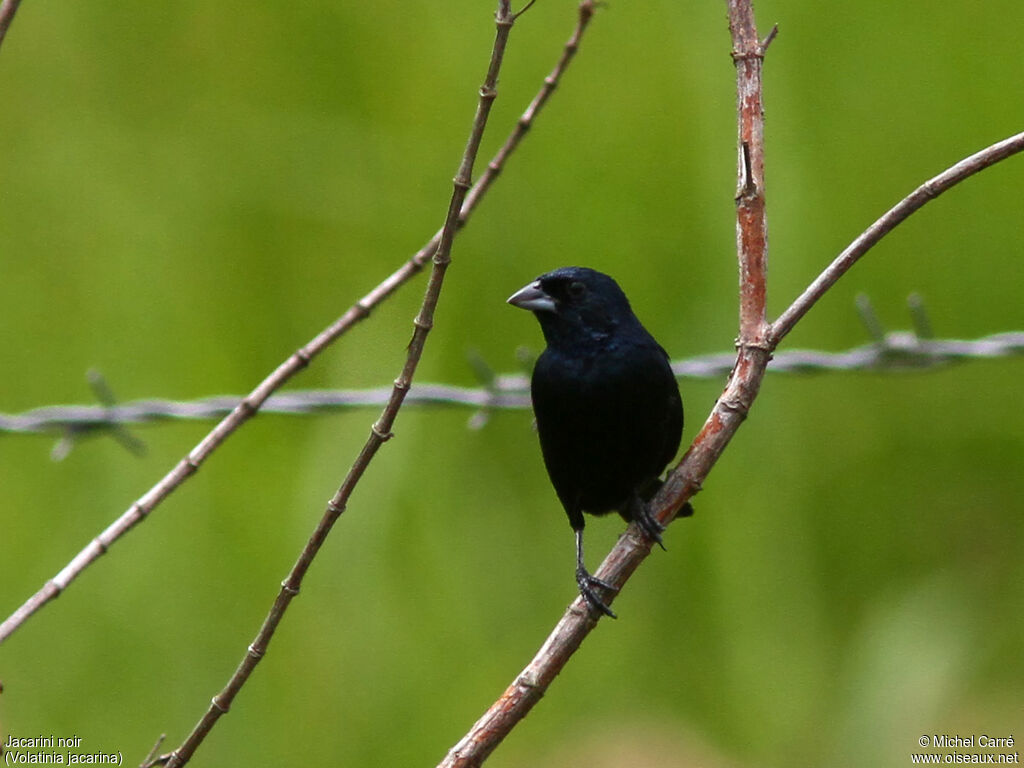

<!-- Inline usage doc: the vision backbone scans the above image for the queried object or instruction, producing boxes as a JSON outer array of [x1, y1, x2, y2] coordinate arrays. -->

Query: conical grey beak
[[507, 280, 556, 313]]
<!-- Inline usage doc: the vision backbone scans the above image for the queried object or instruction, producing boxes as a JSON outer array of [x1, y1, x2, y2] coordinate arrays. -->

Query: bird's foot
[[575, 566, 618, 619], [632, 499, 667, 551]]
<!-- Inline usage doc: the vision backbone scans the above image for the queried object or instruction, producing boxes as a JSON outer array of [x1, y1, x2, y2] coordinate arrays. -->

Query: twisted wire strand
[[3, 331, 1021, 438]]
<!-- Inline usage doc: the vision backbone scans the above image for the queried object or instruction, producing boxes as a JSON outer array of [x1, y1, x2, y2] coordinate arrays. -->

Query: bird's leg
[[628, 492, 666, 551], [574, 527, 618, 618]]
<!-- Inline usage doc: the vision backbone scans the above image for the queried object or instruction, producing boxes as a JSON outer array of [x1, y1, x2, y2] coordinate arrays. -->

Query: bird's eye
[[567, 281, 586, 299]]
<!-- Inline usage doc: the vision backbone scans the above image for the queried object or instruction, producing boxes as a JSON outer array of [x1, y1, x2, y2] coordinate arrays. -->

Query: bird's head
[[507, 266, 636, 348]]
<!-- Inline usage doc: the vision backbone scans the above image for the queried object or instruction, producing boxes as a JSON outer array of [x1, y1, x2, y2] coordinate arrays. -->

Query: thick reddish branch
[[728, 7, 772, 342], [652, 0, 773, 528]]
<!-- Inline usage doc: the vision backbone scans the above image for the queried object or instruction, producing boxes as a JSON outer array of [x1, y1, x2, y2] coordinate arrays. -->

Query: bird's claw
[[576, 567, 618, 618], [633, 502, 667, 551]]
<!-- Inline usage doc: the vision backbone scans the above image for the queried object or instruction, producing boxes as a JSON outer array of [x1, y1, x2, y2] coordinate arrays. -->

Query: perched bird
[[508, 266, 684, 617]]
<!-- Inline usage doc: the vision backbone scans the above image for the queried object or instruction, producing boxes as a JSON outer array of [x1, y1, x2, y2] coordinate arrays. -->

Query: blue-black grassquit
[[508, 266, 683, 617]]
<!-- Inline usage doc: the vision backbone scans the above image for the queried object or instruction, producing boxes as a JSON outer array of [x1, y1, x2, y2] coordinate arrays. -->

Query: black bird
[[508, 266, 683, 617]]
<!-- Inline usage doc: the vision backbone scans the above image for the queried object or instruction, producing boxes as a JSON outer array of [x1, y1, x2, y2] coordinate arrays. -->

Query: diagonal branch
[[0, 0, 600, 647], [0, 0, 24, 51], [145, 3, 520, 766], [770, 130, 1024, 344]]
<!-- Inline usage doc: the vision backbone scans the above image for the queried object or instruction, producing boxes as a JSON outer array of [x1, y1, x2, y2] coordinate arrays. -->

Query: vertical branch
[[655, 0, 775, 512], [728, 5, 774, 344], [642, 0, 777, 511], [150, 2, 518, 766]]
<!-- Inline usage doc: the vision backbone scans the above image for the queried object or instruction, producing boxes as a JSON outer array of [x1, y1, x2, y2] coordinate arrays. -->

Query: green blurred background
[[1, 0, 1022, 765]]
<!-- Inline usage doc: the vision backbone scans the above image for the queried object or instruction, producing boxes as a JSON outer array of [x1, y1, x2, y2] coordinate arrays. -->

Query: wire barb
[[907, 292, 933, 339], [856, 293, 886, 342]]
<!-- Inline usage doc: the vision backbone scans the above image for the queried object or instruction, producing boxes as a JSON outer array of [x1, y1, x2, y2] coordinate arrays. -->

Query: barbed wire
[[3, 330, 1022, 453]]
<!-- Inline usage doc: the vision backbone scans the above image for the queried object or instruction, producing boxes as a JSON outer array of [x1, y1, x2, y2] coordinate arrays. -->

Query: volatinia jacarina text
[[508, 266, 683, 617]]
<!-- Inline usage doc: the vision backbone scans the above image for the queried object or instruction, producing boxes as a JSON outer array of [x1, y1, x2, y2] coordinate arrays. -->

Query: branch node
[[735, 337, 773, 354], [41, 579, 63, 603], [371, 422, 394, 441], [516, 670, 542, 690], [210, 695, 230, 714], [730, 49, 764, 63]]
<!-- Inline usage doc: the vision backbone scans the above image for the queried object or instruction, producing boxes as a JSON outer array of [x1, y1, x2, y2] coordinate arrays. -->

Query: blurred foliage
[[1, 1, 1022, 766]]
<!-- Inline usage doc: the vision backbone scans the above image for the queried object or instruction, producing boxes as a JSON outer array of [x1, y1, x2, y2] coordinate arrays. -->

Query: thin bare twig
[[461, 0, 597, 222], [438, 3, 774, 764], [146, 3, 518, 766], [4, 331, 1023, 439], [0, 0, 599, 647], [770, 130, 1024, 344], [140, 735, 166, 768], [0, 0, 24, 50]]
